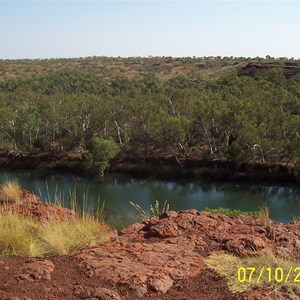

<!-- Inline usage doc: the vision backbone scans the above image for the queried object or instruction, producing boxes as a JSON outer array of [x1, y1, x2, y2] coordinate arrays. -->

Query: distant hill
[[1, 56, 299, 82]]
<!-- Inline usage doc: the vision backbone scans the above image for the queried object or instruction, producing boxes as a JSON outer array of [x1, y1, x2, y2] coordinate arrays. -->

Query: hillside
[[1, 56, 300, 82]]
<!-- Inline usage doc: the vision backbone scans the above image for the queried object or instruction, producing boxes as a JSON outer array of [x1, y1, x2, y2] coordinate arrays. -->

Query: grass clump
[[203, 207, 259, 217], [204, 253, 300, 299], [130, 200, 170, 222], [0, 213, 41, 256], [0, 181, 21, 203], [39, 219, 109, 256], [258, 206, 271, 226], [0, 213, 109, 257], [293, 216, 300, 222]]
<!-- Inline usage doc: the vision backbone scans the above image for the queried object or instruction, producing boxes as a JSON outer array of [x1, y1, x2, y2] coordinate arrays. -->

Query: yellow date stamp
[[237, 267, 300, 283]]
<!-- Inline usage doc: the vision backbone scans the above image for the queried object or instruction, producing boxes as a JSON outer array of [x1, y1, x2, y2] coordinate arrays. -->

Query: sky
[[0, 1, 299, 59]]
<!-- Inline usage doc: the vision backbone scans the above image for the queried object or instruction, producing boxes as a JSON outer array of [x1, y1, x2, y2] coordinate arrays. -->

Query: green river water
[[1, 169, 300, 227]]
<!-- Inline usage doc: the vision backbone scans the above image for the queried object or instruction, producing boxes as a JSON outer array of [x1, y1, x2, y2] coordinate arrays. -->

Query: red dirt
[[0, 193, 299, 299]]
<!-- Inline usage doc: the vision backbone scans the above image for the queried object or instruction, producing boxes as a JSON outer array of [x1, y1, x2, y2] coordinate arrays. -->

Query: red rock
[[147, 218, 179, 238], [118, 223, 145, 236], [87, 288, 122, 300], [223, 235, 276, 256], [74, 235, 203, 296], [159, 211, 178, 219], [149, 275, 173, 293], [0, 189, 76, 222], [16, 259, 54, 282]]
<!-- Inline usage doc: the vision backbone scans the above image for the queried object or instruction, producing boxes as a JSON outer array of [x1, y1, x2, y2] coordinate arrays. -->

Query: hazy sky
[[0, 1, 299, 59]]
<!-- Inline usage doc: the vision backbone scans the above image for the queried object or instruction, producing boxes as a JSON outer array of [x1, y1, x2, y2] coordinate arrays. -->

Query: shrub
[[86, 137, 120, 176], [227, 141, 249, 166]]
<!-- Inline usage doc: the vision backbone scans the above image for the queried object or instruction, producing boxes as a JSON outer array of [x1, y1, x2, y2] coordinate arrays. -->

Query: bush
[[87, 137, 120, 176], [227, 141, 248, 167]]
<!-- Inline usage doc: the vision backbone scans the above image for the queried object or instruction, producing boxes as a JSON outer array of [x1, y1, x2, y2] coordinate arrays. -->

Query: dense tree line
[[0, 67, 300, 169]]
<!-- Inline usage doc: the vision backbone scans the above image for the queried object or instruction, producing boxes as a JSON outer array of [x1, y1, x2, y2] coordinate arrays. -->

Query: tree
[[86, 137, 120, 176]]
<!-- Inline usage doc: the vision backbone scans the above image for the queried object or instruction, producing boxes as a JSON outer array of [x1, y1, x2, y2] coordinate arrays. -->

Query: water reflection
[[0, 169, 300, 226]]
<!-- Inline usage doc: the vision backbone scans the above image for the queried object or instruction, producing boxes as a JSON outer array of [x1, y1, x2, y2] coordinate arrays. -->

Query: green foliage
[[0, 57, 300, 172], [227, 142, 249, 166], [87, 137, 120, 176]]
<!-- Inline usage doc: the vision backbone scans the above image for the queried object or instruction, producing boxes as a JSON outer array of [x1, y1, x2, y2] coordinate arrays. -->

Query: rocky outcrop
[[75, 235, 203, 296], [73, 210, 299, 298], [0, 208, 299, 299], [0, 189, 75, 222]]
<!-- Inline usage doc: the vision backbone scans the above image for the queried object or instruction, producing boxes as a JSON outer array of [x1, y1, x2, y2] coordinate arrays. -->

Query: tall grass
[[293, 216, 300, 222], [39, 182, 106, 222], [130, 200, 169, 222], [38, 219, 109, 255], [0, 181, 21, 203], [0, 213, 42, 256], [0, 213, 109, 257], [0, 180, 110, 257], [258, 206, 271, 227]]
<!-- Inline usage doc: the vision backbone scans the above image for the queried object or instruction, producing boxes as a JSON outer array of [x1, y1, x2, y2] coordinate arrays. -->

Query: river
[[1, 169, 300, 227]]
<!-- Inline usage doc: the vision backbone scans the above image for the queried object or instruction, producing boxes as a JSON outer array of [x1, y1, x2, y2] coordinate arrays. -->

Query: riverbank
[[0, 150, 297, 183], [0, 189, 299, 299]]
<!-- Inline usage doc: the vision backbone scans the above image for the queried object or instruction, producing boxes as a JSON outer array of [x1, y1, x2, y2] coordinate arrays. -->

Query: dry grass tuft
[[258, 206, 271, 227], [0, 181, 22, 203], [130, 200, 169, 222], [292, 216, 300, 222], [204, 253, 300, 299], [39, 219, 109, 256], [0, 213, 110, 257], [0, 213, 41, 256]]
